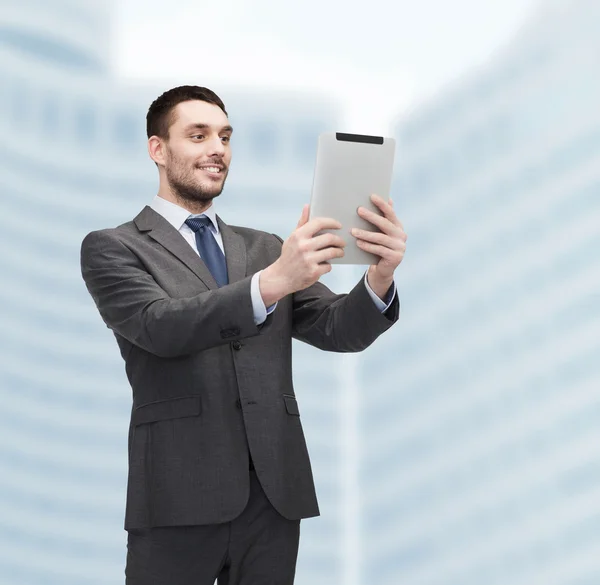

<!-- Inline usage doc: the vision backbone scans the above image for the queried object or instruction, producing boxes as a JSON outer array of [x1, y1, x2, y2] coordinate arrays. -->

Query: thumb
[[296, 204, 310, 229]]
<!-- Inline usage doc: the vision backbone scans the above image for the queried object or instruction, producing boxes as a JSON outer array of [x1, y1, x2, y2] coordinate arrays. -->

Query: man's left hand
[[351, 194, 407, 300]]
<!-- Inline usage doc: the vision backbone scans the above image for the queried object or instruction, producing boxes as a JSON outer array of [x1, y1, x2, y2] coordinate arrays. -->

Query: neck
[[156, 188, 214, 216]]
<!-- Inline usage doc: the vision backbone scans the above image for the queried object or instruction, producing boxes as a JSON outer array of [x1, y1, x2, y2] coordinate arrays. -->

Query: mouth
[[197, 164, 225, 177]]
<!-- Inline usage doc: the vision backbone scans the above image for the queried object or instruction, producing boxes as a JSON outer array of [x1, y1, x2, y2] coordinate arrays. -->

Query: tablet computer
[[309, 132, 396, 265]]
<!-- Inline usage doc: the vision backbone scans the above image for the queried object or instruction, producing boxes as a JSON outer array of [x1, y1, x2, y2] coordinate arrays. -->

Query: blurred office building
[[0, 1, 346, 584], [360, 1, 600, 584]]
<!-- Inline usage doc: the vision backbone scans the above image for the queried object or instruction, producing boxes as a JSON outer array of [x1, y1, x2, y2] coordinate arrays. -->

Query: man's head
[[147, 86, 233, 208]]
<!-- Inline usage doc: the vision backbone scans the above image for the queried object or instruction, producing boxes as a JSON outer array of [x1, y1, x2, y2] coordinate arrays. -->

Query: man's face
[[161, 100, 233, 205]]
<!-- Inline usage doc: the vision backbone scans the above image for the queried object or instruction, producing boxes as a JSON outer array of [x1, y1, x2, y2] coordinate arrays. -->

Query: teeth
[[202, 166, 221, 172]]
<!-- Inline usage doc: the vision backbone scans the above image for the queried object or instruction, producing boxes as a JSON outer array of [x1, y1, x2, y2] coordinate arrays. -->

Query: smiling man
[[80, 85, 407, 585]]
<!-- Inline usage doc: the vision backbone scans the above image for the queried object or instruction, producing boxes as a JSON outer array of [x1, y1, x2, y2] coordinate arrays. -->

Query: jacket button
[[232, 341, 242, 350]]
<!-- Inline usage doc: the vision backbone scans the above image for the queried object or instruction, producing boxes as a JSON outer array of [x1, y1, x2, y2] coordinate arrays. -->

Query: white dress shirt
[[149, 195, 395, 325]]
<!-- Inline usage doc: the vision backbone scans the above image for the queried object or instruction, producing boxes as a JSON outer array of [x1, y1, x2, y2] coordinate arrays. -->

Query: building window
[[295, 124, 323, 168], [74, 103, 97, 145], [113, 112, 139, 149], [10, 77, 28, 129], [41, 92, 61, 136], [0, 26, 101, 72], [249, 121, 279, 162]]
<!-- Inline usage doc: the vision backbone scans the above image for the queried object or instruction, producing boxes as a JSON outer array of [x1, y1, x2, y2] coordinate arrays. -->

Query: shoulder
[[81, 219, 138, 248], [80, 221, 140, 269], [229, 225, 283, 247]]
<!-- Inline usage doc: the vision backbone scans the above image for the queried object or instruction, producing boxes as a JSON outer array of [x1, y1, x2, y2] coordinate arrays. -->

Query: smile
[[198, 166, 223, 173]]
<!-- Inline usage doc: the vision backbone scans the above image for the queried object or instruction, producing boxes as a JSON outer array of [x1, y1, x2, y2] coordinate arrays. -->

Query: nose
[[207, 135, 226, 157]]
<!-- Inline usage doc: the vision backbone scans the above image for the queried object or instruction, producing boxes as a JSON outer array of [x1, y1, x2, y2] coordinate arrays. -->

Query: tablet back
[[309, 132, 396, 265]]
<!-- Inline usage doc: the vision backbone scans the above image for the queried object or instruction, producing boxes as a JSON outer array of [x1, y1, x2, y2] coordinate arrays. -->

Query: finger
[[314, 261, 334, 278], [314, 263, 333, 278], [386, 198, 403, 231], [356, 239, 404, 262], [300, 216, 343, 238], [313, 246, 345, 264], [296, 204, 310, 229], [357, 206, 401, 235], [369, 194, 402, 228], [310, 232, 346, 251], [351, 228, 402, 249]]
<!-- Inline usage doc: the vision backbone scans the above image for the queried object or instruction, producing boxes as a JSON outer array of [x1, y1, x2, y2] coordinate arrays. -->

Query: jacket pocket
[[283, 394, 300, 416], [132, 395, 201, 425]]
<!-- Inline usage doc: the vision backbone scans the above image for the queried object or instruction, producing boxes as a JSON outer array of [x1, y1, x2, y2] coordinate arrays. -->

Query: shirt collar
[[150, 195, 220, 233]]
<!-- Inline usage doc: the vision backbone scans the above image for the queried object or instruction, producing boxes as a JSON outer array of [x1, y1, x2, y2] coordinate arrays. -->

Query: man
[[80, 85, 407, 585]]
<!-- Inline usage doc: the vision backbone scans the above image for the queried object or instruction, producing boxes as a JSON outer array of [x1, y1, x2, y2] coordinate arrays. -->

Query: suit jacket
[[80, 205, 399, 530]]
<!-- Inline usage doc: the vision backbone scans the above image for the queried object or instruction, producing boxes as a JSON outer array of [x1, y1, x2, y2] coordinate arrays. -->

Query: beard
[[165, 149, 229, 206]]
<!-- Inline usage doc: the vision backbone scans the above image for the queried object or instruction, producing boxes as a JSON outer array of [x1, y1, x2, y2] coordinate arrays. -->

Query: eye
[[192, 135, 204, 140], [221, 136, 231, 143]]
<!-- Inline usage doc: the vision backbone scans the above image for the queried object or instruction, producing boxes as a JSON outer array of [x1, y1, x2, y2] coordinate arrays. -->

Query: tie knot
[[185, 216, 213, 233]]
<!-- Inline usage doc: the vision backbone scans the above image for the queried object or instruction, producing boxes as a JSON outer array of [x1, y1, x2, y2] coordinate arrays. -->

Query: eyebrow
[[183, 123, 233, 133]]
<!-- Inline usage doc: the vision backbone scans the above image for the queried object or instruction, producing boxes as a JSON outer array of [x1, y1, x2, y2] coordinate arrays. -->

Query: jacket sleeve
[[80, 229, 261, 358], [269, 234, 400, 352], [291, 278, 399, 352]]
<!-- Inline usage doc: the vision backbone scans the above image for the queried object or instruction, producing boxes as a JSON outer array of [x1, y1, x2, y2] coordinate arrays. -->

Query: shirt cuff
[[363, 271, 396, 313], [251, 270, 277, 325]]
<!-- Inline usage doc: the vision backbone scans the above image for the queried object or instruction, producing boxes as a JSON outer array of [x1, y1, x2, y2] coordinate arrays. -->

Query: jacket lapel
[[217, 215, 247, 284], [133, 206, 247, 289]]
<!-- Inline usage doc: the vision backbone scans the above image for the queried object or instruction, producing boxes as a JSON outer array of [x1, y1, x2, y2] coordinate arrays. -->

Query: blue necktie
[[185, 216, 229, 287]]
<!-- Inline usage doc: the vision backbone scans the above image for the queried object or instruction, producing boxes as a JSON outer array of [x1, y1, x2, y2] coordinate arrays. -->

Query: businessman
[[80, 85, 407, 585]]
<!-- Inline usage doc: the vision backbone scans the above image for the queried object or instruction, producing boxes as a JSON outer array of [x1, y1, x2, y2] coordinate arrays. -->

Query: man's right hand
[[259, 204, 346, 306]]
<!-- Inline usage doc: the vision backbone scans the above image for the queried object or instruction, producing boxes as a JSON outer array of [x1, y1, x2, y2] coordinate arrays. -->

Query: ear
[[148, 136, 167, 167]]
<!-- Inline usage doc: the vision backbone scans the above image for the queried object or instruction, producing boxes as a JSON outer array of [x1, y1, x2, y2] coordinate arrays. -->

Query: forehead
[[172, 100, 229, 132]]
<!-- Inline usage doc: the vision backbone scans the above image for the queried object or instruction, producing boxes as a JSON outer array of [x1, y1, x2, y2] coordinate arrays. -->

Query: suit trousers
[[125, 469, 301, 585]]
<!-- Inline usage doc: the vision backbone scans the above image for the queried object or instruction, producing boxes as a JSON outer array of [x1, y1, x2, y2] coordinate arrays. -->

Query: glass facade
[[0, 2, 344, 585], [359, 2, 600, 584]]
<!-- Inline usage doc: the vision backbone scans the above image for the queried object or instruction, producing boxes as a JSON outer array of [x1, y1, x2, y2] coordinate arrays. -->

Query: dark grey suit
[[80, 204, 398, 579]]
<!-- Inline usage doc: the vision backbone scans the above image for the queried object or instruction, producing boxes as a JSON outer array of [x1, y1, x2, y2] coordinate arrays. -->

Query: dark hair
[[146, 85, 228, 140]]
